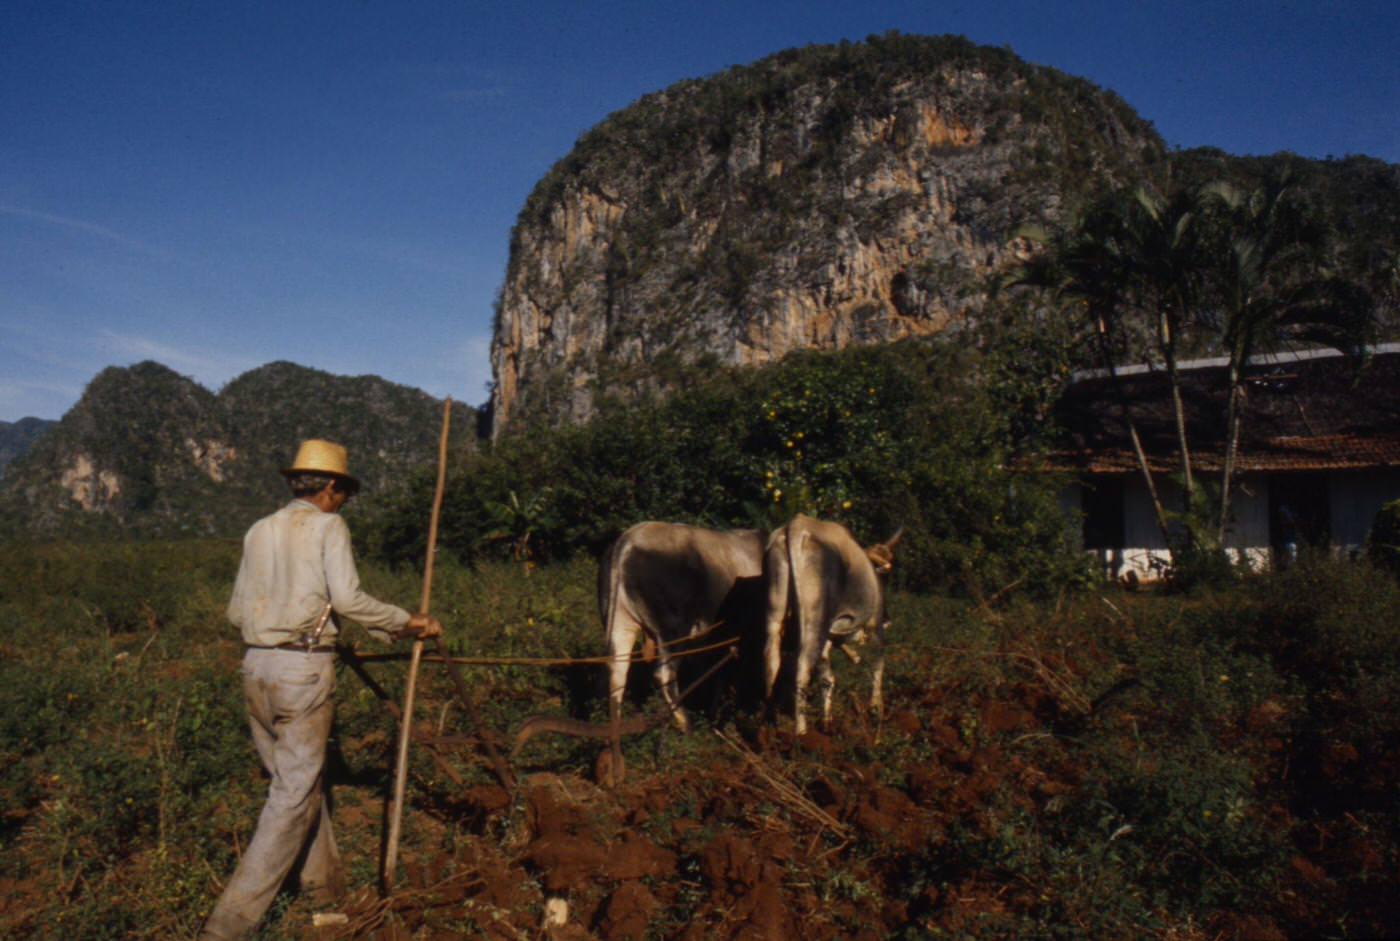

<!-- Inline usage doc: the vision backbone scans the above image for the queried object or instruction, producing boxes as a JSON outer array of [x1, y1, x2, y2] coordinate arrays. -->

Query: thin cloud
[[0, 204, 166, 257], [95, 330, 257, 387], [441, 86, 507, 102], [385, 334, 494, 407], [402, 60, 510, 104], [0, 378, 81, 421]]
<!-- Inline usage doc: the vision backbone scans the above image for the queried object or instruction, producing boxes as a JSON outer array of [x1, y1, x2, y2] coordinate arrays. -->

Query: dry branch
[[714, 729, 852, 839], [320, 869, 490, 940]]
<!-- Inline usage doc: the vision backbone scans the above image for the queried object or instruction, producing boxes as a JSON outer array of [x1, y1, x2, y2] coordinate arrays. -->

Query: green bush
[[1367, 498, 1400, 575], [369, 339, 1085, 599]]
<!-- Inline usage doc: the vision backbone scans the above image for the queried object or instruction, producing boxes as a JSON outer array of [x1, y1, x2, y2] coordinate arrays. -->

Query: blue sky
[[3, 0, 1396, 421]]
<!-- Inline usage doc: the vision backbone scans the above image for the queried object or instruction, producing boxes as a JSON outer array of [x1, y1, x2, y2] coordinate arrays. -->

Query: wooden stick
[[383, 398, 452, 891]]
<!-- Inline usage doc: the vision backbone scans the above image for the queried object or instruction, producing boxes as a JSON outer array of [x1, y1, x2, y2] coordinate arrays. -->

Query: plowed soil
[[290, 693, 1344, 941]]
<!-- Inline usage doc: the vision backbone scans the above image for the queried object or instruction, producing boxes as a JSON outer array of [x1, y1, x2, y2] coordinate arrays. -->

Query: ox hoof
[[595, 749, 625, 788]]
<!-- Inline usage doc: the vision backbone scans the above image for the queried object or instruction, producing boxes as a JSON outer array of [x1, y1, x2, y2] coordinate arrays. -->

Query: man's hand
[[401, 613, 443, 641]]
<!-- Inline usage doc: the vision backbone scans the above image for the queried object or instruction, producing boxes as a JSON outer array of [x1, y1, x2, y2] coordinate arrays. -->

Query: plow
[[362, 399, 750, 894], [341, 634, 740, 797]]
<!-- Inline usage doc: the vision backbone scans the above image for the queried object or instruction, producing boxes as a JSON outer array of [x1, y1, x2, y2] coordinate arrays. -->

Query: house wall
[[1115, 474, 1279, 578], [1118, 474, 1174, 580], [1224, 474, 1272, 572], [1065, 468, 1400, 582]]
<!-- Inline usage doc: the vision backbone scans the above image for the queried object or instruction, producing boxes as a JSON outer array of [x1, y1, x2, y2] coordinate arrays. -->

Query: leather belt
[[248, 643, 337, 654]]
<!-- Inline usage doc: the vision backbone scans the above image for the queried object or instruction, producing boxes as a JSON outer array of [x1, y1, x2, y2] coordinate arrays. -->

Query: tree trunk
[[1217, 362, 1245, 546], [1096, 312, 1173, 545], [1158, 305, 1194, 527]]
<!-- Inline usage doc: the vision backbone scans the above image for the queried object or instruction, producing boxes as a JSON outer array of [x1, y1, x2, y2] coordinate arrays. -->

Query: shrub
[[1367, 498, 1400, 575], [369, 338, 1085, 599]]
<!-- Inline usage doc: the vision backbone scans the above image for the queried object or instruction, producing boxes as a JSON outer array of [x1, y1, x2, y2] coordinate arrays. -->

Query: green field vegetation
[[2, 540, 1398, 939]]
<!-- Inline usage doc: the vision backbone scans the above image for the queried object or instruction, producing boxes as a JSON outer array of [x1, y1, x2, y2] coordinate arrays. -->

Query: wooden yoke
[[383, 398, 451, 891]]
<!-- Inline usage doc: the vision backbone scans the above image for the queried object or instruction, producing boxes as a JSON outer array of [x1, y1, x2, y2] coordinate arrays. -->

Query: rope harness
[[343, 619, 740, 668]]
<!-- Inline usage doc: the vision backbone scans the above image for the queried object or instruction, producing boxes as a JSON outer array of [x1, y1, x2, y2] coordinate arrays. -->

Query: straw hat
[[281, 439, 361, 492]]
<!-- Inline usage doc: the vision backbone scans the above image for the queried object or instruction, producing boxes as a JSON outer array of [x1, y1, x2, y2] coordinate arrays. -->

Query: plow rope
[[342, 633, 741, 669]]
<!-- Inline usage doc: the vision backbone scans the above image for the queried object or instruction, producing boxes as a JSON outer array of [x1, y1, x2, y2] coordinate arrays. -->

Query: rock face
[[490, 34, 1164, 433], [0, 361, 474, 539]]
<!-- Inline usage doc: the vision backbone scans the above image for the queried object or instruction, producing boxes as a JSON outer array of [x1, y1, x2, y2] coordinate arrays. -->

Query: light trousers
[[200, 648, 343, 940]]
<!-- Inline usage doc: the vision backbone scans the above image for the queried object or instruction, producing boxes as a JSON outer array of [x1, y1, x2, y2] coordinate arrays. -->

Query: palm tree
[[1200, 173, 1379, 544], [1015, 182, 1213, 553], [1118, 183, 1214, 510], [483, 488, 556, 569]]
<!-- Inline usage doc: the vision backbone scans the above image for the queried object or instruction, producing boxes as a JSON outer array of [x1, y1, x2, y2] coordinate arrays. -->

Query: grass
[[1, 541, 1398, 938]]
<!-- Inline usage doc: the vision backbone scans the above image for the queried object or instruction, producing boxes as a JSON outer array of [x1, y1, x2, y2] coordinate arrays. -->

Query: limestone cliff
[[0, 361, 474, 539], [490, 33, 1165, 433]]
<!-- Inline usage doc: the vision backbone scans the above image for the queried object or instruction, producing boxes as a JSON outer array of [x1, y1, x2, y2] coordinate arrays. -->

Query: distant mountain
[[0, 361, 475, 539], [0, 418, 57, 479]]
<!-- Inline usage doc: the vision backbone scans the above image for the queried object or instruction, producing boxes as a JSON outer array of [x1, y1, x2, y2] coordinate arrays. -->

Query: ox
[[762, 514, 901, 735], [600, 522, 766, 744]]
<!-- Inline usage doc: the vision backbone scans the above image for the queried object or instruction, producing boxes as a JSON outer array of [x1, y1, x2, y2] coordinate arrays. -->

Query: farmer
[[200, 439, 441, 940]]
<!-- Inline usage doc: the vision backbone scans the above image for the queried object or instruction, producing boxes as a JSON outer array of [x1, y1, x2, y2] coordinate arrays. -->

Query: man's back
[[228, 500, 407, 646]]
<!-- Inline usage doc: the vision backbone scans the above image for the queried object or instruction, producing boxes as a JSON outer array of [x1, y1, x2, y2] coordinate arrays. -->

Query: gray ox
[[762, 514, 901, 735], [600, 522, 767, 740]]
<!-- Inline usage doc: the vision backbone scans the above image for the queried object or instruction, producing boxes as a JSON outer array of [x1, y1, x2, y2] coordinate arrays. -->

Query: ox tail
[[787, 524, 809, 638], [600, 533, 623, 641], [602, 529, 637, 781], [786, 522, 824, 734], [516, 645, 737, 761], [603, 532, 645, 681], [762, 527, 790, 699]]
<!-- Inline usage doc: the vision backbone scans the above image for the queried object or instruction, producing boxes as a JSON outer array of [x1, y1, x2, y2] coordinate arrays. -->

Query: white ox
[[600, 522, 766, 738], [762, 514, 900, 735]]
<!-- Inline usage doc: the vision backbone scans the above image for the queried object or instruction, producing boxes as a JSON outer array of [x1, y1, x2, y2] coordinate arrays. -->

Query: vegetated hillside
[[0, 417, 56, 479], [491, 32, 1165, 433], [490, 32, 1400, 435], [1171, 148, 1400, 284], [217, 361, 475, 518], [0, 361, 474, 540]]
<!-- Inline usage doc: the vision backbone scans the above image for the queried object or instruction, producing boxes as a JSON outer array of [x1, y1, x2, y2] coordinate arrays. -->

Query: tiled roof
[[1038, 433, 1400, 474], [1038, 350, 1400, 475]]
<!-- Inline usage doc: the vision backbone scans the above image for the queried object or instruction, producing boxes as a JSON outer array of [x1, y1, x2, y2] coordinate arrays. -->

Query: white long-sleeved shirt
[[227, 499, 410, 647]]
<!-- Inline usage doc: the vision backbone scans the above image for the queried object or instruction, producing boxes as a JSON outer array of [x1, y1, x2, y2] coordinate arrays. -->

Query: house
[[1041, 345, 1400, 581]]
